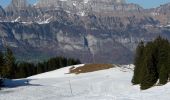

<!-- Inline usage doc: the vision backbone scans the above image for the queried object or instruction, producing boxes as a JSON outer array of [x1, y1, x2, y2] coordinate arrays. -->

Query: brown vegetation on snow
[[69, 64, 115, 74]]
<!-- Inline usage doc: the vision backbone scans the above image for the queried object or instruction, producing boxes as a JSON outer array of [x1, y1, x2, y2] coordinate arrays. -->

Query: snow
[[84, 0, 89, 4], [37, 17, 53, 24], [79, 11, 86, 16], [0, 19, 33, 24], [73, 2, 77, 6], [0, 64, 170, 100], [165, 24, 170, 27], [59, 0, 68, 1], [13, 16, 21, 22], [158, 24, 170, 28], [29, 64, 84, 79], [151, 12, 160, 16]]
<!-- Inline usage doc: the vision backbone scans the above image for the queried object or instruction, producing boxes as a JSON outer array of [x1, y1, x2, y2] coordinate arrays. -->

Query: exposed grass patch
[[69, 64, 115, 74]]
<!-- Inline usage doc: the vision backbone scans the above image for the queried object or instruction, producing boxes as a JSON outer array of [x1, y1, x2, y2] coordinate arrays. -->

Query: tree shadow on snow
[[3, 79, 42, 88]]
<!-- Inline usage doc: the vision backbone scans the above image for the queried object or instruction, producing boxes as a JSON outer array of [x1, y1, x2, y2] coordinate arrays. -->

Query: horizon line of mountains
[[0, 0, 169, 64]]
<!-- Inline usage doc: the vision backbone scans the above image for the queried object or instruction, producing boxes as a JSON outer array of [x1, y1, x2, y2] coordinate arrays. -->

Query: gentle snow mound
[[2, 64, 170, 100], [28, 64, 84, 79]]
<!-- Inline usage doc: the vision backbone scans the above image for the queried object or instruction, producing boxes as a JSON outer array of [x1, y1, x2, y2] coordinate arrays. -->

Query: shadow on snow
[[3, 79, 42, 88]]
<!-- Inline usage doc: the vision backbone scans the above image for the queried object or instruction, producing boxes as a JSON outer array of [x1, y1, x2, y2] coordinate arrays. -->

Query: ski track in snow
[[0, 64, 170, 100]]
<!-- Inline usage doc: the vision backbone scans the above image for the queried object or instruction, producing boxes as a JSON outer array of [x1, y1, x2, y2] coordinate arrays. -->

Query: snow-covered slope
[[0, 64, 170, 100], [29, 64, 85, 79]]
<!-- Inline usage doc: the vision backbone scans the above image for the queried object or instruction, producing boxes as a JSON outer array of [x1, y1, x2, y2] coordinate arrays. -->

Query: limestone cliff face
[[150, 3, 170, 25], [35, 0, 139, 13], [0, 6, 5, 17], [11, 0, 27, 8], [2, 0, 143, 22], [36, 0, 126, 7], [0, 0, 170, 63], [6, 0, 27, 12]]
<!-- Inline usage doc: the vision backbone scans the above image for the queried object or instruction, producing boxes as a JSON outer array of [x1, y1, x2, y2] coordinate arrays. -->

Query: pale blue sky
[[0, 0, 169, 8]]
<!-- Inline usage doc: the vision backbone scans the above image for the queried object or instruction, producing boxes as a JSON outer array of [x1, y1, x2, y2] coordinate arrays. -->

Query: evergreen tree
[[0, 51, 4, 77], [140, 43, 159, 89], [132, 36, 170, 90], [4, 47, 16, 79], [47, 58, 57, 71], [0, 51, 4, 88], [156, 38, 170, 84], [18, 64, 28, 78], [37, 63, 44, 74], [0, 47, 81, 79], [132, 41, 144, 84], [0, 78, 3, 88]]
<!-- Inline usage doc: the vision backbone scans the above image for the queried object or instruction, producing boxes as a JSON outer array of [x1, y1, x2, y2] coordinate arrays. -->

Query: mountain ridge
[[0, 0, 169, 63]]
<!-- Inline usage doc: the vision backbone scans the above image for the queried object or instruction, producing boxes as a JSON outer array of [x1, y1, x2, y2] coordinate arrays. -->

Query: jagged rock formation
[[35, 0, 61, 8], [0, 0, 169, 63], [36, 0, 126, 7], [6, 0, 28, 12], [150, 3, 170, 25], [35, 0, 139, 13], [10, 0, 27, 8]]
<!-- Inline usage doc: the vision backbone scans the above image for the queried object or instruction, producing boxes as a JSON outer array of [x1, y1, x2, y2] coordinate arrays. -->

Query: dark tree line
[[0, 47, 81, 87], [132, 36, 170, 90], [15, 57, 81, 79]]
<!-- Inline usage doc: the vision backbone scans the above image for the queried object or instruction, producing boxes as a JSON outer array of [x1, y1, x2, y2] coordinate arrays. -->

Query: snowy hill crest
[[1, 64, 170, 100]]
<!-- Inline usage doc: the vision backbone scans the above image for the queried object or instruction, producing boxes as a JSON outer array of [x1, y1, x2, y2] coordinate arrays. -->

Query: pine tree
[[132, 36, 170, 90], [4, 47, 16, 79], [0, 51, 4, 88], [132, 41, 144, 84], [0, 51, 4, 77], [37, 63, 45, 74], [0, 78, 3, 88], [47, 58, 57, 71], [156, 38, 170, 85], [18, 65, 27, 78], [140, 43, 159, 89]]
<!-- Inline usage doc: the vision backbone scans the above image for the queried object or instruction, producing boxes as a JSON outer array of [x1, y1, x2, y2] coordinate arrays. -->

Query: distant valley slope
[[0, 0, 170, 63]]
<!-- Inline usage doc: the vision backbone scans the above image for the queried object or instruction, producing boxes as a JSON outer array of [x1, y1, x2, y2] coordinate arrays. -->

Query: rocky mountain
[[0, 6, 5, 17], [0, 0, 170, 64], [150, 3, 170, 25]]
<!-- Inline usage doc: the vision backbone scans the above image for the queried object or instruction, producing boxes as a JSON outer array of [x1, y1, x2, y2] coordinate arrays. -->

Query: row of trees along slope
[[132, 36, 170, 90], [0, 47, 81, 88]]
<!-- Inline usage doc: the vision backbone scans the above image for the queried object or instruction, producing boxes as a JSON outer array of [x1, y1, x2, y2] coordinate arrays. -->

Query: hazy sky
[[0, 0, 169, 8]]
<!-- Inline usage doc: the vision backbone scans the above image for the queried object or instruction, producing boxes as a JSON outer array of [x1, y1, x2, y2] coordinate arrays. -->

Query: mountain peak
[[115, 0, 126, 4], [35, 0, 127, 8], [11, 0, 27, 8]]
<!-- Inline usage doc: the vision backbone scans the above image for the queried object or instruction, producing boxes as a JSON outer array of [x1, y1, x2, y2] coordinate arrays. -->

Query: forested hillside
[[132, 36, 170, 89], [0, 47, 81, 87]]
